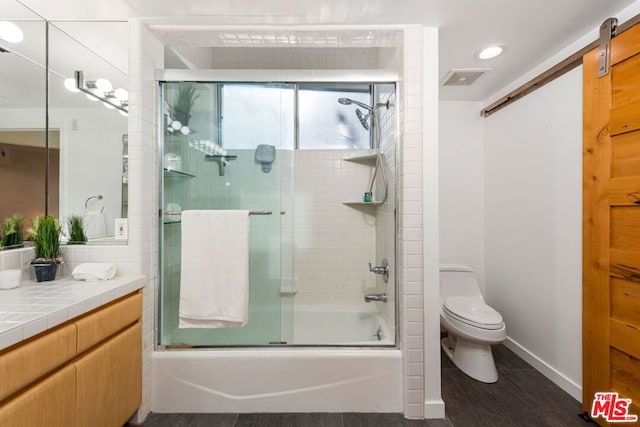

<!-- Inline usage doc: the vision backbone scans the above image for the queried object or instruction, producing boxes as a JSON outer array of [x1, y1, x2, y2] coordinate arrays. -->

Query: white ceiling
[[10, 0, 640, 101]]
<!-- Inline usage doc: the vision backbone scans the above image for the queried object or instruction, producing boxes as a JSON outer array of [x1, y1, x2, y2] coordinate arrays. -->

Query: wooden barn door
[[583, 21, 640, 426]]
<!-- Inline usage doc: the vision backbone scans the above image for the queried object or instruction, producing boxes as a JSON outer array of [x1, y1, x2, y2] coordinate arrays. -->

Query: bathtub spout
[[364, 293, 387, 303]]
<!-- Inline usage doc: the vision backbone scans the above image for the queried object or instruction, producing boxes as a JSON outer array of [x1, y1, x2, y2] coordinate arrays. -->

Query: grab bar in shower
[[163, 211, 273, 216]]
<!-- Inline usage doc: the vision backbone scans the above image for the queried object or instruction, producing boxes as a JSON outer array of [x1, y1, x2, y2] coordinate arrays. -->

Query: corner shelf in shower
[[342, 201, 379, 209], [343, 153, 383, 209], [343, 153, 378, 165], [164, 168, 195, 179]]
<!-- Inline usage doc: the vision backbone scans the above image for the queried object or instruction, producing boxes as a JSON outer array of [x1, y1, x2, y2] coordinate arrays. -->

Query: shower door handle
[[368, 258, 389, 283]]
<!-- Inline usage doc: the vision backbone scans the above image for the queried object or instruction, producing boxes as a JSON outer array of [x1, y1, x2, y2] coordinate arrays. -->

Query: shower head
[[337, 97, 374, 112], [355, 109, 370, 131]]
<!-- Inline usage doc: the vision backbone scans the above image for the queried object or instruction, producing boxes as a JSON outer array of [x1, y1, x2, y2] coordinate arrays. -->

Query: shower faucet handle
[[368, 258, 390, 283]]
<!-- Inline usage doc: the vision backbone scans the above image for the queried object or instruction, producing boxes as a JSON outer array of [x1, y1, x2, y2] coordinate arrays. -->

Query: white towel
[[179, 210, 250, 328], [72, 263, 117, 281]]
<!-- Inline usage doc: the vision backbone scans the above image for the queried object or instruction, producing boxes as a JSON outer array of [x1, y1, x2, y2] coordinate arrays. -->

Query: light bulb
[[95, 78, 112, 92], [64, 78, 80, 93], [180, 126, 190, 135], [171, 120, 182, 130], [0, 21, 23, 43], [114, 88, 128, 101]]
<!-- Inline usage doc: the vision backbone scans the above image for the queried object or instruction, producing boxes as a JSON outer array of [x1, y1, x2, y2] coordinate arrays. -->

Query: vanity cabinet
[[0, 291, 142, 427], [0, 364, 76, 427], [76, 323, 141, 427]]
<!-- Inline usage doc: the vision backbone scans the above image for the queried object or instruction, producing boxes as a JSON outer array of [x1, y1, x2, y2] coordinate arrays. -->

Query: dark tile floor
[[441, 344, 587, 427], [135, 345, 586, 427]]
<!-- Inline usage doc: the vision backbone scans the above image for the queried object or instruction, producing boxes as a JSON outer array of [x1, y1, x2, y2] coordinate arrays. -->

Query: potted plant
[[0, 214, 24, 250], [169, 82, 199, 128], [27, 215, 62, 282], [66, 214, 87, 244]]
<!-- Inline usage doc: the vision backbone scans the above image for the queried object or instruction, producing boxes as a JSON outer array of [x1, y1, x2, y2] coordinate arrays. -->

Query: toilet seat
[[443, 297, 503, 330]]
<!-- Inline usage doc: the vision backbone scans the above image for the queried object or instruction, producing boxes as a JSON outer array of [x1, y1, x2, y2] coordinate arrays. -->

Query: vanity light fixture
[[71, 71, 128, 113], [0, 21, 24, 44], [476, 44, 505, 60], [63, 78, 80, 93]]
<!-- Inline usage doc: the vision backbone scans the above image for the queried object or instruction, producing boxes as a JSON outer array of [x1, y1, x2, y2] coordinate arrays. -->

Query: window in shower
[[159, 80, 396, 348], [219, 83, 373, 150], [222, 84, 295, 149], [297, 84, 372, 149]]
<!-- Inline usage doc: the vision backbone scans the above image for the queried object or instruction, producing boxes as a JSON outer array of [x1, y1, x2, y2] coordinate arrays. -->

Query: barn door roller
[[599, 17, 618, 77]]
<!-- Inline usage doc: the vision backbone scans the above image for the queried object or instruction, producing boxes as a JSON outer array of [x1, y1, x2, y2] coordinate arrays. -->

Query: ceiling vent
[[442, 68, 490, 86]]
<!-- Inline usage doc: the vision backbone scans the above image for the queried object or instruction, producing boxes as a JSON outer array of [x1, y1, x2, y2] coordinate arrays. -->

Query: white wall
[[439, 101, 485, 291], [483, 67, 583, 400]]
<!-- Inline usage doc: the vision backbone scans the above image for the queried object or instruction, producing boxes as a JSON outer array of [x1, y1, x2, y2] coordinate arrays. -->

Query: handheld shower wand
[[337, 96, 391, 205]]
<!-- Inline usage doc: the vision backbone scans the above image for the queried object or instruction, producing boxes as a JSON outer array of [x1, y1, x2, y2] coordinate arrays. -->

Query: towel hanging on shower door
[[178, 210, 250, 328]]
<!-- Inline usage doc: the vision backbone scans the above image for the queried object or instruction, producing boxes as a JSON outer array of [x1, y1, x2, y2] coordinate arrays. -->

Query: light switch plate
[[114, 218, 128, 240]]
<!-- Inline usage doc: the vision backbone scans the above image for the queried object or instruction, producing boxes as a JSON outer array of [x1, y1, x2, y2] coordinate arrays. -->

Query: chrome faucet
[[364, 293, 388, 303], [368, 258, 390, 283]]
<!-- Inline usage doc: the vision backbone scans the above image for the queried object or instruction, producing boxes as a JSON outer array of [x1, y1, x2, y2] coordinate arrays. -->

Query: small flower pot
[[32, 261, 58, 282]]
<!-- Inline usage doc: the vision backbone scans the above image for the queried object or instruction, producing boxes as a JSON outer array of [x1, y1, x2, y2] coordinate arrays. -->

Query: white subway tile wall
[[293, 150, 376, 306], [120, 19, 164, 422], [153, 30, 402, 49], [172, 46, 382, 70], [399, 26, 425, 419]]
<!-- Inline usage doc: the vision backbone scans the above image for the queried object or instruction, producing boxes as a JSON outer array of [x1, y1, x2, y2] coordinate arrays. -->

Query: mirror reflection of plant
[[27, 215, 62, 261], [169, 82, 199, 127], [0, 214, 24, 249], [67, 214, 87, 244]]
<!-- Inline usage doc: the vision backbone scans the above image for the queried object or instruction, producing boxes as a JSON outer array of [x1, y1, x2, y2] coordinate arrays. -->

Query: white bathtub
[[152, 348, 402, 413], [292, 305, 395, 345], [153, 305, 401, 413]]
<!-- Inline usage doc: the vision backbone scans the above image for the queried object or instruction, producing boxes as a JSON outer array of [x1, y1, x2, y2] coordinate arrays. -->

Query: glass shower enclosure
[[159, 80, 397, 347]]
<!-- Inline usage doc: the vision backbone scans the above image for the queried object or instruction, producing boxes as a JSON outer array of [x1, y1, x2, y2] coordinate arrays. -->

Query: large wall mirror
[[0, 0, 128, 251], [49, 21, 128, 244], [0, 3, 47, 248]]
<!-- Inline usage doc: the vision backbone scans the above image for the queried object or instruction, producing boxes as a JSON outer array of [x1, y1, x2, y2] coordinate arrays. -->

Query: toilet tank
[[439, 264, 482, 302]]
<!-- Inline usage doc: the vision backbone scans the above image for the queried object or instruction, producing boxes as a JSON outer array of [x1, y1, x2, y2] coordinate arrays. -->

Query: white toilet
[[439, 264, 506, 383]]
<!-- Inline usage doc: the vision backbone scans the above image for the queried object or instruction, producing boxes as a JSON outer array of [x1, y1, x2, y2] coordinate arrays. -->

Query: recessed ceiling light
[[0, 21, 24, 44], [477, 45, 505, 60]]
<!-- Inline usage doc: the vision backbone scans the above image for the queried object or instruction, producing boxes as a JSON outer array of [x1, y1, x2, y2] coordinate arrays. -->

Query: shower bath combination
[[338, 97, 390, 205], [157, 80, 401, 413]]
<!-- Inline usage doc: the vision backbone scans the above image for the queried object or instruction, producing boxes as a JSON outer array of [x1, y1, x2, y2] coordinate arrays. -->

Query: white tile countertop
[[0, 275, 146, 351]]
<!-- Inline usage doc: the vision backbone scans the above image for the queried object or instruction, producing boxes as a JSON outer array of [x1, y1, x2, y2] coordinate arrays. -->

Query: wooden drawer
[[75, 291, 142, 354], [76, 322, 142, 427], [0, 323, 76, 402], [0, 363, 76, 427]]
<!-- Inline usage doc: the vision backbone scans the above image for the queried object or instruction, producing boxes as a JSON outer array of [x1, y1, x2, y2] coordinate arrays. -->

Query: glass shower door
[[159, 82, 294, 346]]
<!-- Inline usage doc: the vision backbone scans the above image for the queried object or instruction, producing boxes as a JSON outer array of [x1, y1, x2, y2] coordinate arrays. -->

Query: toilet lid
[[443, 297, 503, 330]]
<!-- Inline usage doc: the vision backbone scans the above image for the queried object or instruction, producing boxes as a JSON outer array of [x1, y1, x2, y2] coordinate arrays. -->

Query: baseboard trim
[[503, 337, 582, 402], [424, 399, 446, 419]]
